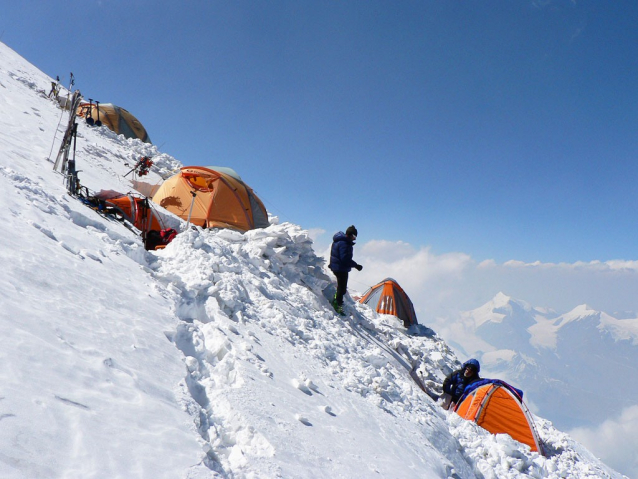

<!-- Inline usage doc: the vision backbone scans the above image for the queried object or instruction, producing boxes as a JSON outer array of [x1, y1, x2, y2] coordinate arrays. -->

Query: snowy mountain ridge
[[462, 292, 638, 352], [0, 41, 627, 478], [462, 292, 540, 328]]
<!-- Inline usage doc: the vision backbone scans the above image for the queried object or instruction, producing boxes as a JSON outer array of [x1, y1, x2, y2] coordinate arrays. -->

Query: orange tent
[[359, 278, 418, 328], [93, 190, 163, 233], [454, 379, 543, 454], [151, 166, 269, 232]]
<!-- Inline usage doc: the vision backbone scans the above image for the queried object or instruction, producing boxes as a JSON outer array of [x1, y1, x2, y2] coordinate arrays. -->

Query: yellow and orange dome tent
[[77, 102, 151, 143], [358, 278, 418, 328], [151, 166, 269, 232], [454, 379, 543, 454]]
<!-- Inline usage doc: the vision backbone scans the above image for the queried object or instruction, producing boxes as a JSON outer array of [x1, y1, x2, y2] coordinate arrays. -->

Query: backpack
[[160, 228, 177, 243], [144, 228, 177, 250]]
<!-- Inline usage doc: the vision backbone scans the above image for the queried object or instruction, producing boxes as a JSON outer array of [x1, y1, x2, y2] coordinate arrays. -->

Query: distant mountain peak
[[559, 304, 600, 325], [488, 292, 534, 315], [573, 304, 594, 312], [492, 291, 512, 306], [463, 292, 533, 328]]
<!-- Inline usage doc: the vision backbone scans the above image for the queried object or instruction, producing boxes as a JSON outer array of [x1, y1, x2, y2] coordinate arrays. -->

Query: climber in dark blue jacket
[[441, 359, 481, 409], [329, 225, 362, 315]]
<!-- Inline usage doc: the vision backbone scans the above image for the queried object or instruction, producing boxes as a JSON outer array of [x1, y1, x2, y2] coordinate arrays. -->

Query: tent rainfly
[[91, 190, 164, 233], [358, 277, 418, 328], [454, 379, 544, 454], [151, 166, 269, 232], [77, 102, 151, 143]]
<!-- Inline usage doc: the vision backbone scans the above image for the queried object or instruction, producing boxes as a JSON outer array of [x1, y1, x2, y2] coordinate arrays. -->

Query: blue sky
[[2, 1, 638, 263]]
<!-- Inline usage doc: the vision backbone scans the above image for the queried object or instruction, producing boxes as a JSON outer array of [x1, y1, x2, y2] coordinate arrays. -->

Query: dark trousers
[[333, 271, 349, 306]]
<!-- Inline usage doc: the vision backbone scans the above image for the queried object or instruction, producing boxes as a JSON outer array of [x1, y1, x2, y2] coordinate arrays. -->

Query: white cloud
[[359, 239, 417, 263], [477, 259, 496, 268], [306, 227, 326, 242], [353, 242, 472, 298], [503, 260, 545, 268], [605, 259, 638, 271], [348, 239, 638, 323], [569, 405, 638, 479]]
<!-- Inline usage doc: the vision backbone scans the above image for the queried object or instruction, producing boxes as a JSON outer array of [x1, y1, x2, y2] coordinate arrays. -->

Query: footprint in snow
[[31, 222, 57, 241], [295, 414, 312, 426], [305, 379, 321, 394], [319, 405, 336, 417], [292, 378, 312, 395]]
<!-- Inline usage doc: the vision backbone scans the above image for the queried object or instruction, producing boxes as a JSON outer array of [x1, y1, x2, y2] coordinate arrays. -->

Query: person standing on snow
[[329, 225, 363, 315], [440, 358, 482, 410]]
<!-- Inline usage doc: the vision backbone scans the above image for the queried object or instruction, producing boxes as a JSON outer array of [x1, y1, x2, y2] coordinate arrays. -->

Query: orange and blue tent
[[454, 379, 543, 454]]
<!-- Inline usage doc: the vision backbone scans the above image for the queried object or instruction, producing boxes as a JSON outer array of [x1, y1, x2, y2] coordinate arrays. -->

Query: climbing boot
[[331, 293, 346, 316]]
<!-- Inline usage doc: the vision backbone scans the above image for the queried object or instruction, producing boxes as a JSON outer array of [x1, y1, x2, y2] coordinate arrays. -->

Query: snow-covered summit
[[492, 291, 515, 308], [556, 304, 600, 326], [462, 292, 542, 328], [551, 304, 638, 345], [0, 41, 627, 478]]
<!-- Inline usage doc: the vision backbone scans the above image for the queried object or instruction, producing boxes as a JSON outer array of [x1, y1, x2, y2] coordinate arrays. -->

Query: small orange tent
[[358, 278, 418, 328], [454, 379, 543, 454], [151, 166, 269, 232], [93, 190, 163, 233], [77, 102, 151, 143]]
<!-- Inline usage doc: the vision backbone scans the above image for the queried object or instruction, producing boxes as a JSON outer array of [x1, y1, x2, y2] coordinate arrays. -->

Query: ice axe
[[95, 100, 102, 127], [86, 98, 95, 126]]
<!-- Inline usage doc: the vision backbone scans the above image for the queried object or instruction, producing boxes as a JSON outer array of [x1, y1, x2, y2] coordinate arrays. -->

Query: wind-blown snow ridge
[[0, 40, 627, 478]]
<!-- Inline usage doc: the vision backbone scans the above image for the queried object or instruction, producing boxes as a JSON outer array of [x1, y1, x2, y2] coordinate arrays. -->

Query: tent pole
[[186, 190, 197, 229]]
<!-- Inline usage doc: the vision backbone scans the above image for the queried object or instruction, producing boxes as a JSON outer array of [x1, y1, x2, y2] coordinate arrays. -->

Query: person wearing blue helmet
[[441, 359, 481, 410]]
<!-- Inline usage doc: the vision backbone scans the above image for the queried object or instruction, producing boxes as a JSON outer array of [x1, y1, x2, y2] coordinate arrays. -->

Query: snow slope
[[0, 41, 626, 478]]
